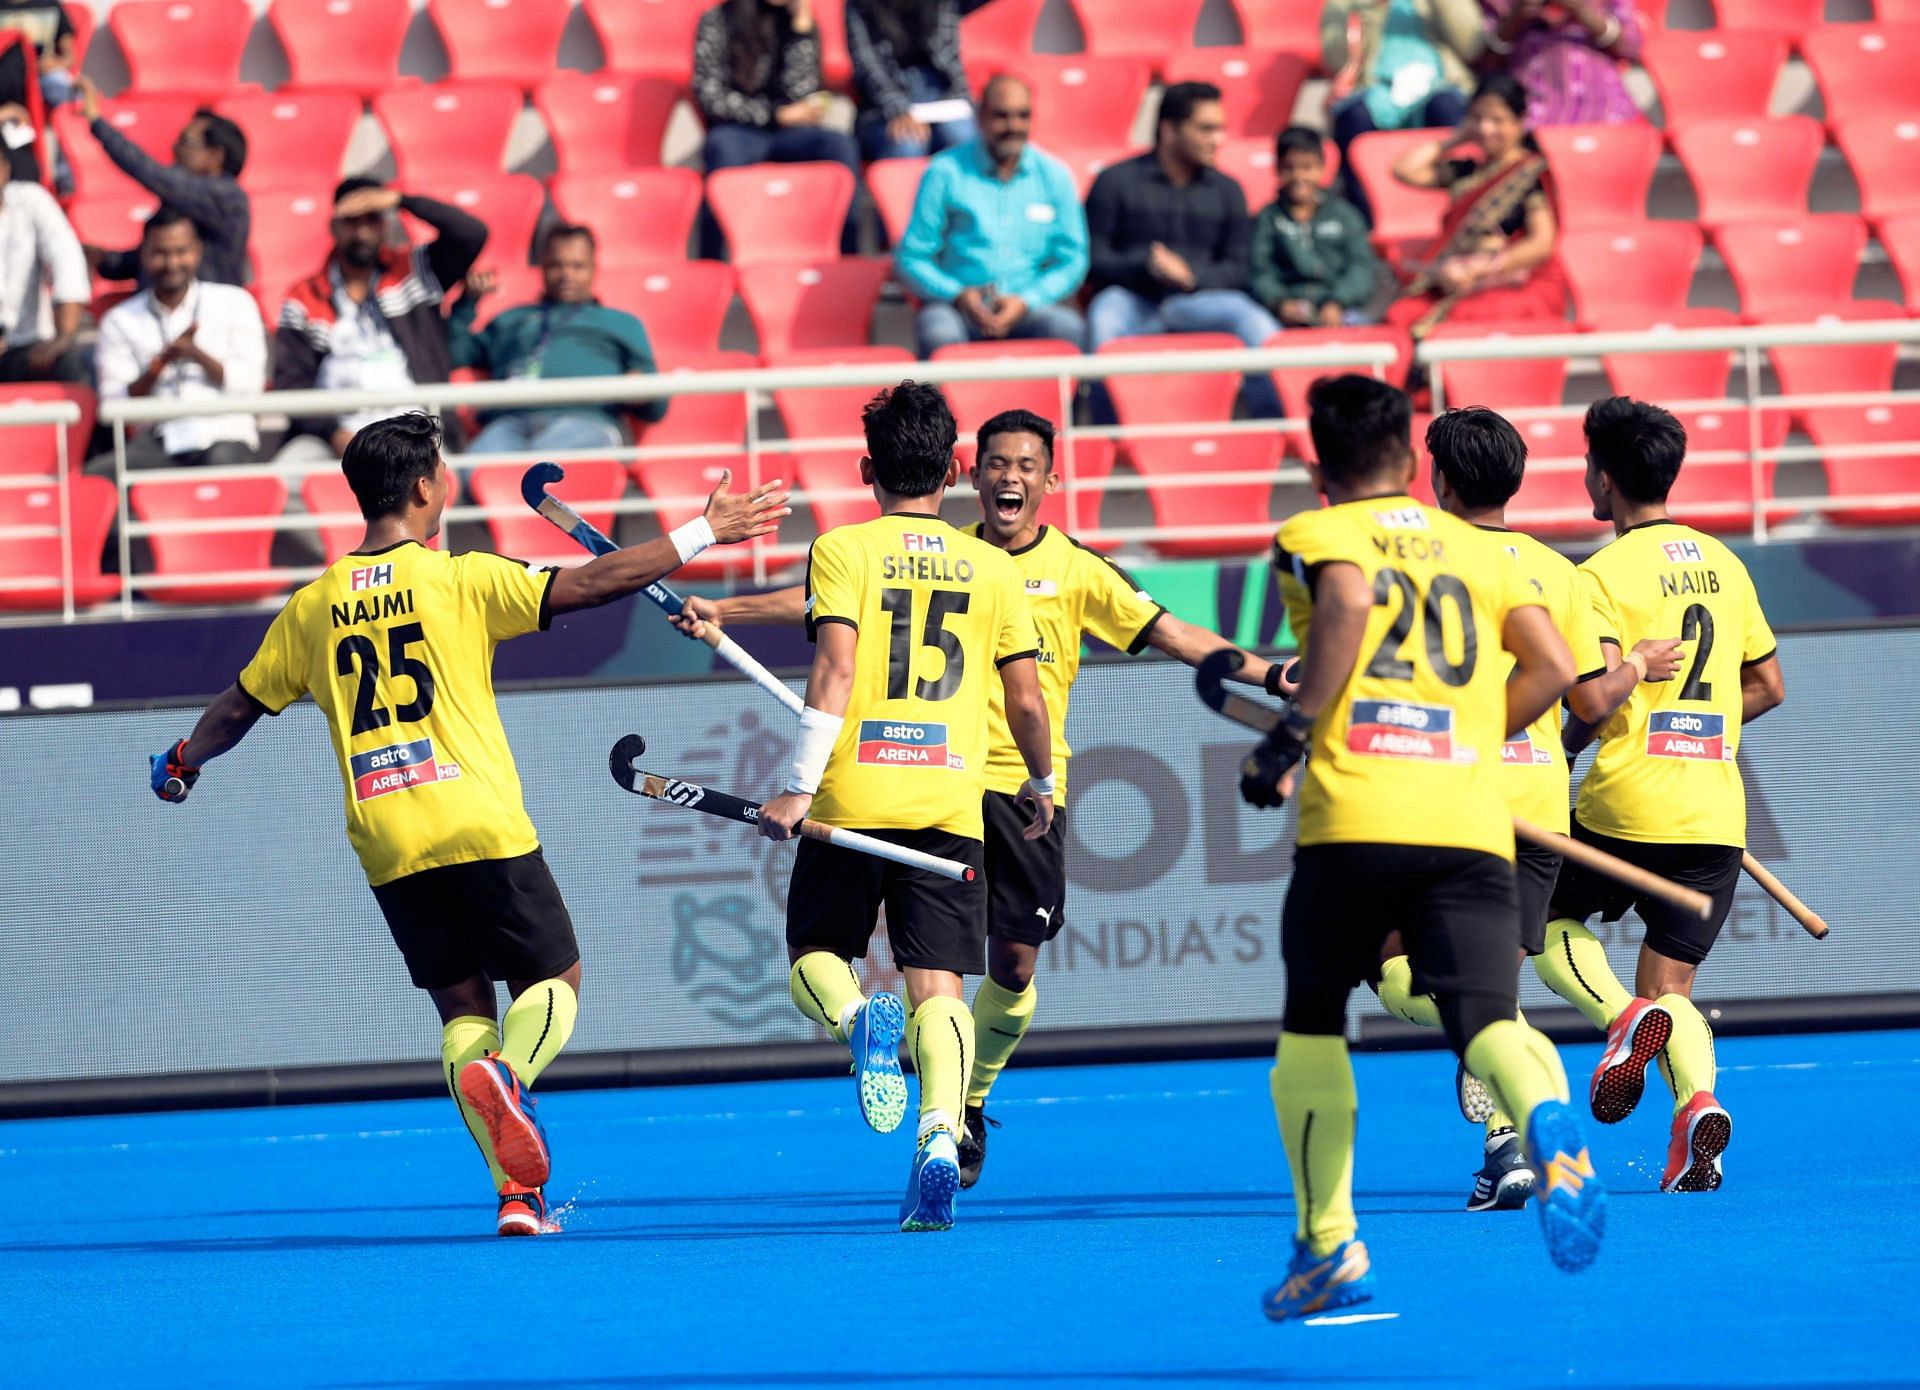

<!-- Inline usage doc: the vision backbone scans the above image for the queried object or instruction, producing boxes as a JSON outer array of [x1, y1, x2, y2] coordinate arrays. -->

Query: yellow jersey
[[237, 541, 555, 887], [1481, 525, 1608, 835], [1274, 496, 1544, 859], [968, 524, 1165, 802], [804, 513, 1039, 839], [1574, 520, 1777, 847]]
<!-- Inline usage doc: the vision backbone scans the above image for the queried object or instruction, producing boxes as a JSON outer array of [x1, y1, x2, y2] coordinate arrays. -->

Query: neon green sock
[[1465, 1018, 1570, 1139], [909, 995, 972, 1139], [1655, 993, 1716, 1112], [442, 1014, 507, 1189], [499, 979, 577, 1088], [789, 952, 866, 1043], [1534, 919, 1633, 1031], [1270, 1033, 1358, 1257], [1377, 954, 1441, 1029], [967, 976, 1036, 1107]]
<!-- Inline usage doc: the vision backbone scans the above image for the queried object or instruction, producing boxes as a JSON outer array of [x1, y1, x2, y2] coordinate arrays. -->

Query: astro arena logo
[[1647, 710, 1729, 760], [349, 737, 456, 800], [1346, 699, 1457, 762], [855, 720, 957, 769]]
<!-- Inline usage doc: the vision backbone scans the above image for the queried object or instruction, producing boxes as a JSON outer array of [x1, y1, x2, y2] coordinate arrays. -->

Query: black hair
[[1469, 73, 1530, 123], [1156, 81, 1222, 132], [191, 109, 247, 178], [1583, 396, 1688, 504], [721, 0, 780, 91], [541, 223, 597, 256], [1275, 126, 1325, 162], [1427, 407, 1527, 509], [333, 175, 383, 206], [142, 205, 199, 241], [854, 0, 942, 60], [976, 408, 1054, 471], [342, 413, 443, 520], [861, 381, 957, 498], [1305, 374, 1413, 486]]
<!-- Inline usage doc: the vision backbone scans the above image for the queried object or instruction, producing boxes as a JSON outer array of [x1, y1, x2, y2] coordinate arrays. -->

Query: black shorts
[[787, 828, 987, 975], [1547, 818, 1743, 966], [370, 848, 581, 991], [1284, 843, 1521, 1003], [983, 791, 1068, 945], [1515, 841, 1564, 957]]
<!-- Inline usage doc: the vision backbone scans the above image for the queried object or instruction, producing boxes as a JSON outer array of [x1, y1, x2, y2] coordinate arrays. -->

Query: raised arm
[[1145, 614, 1292, 695]]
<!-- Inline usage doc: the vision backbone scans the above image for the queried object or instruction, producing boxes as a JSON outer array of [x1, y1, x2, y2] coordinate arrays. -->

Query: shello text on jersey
[[881, 553, 975, 582]]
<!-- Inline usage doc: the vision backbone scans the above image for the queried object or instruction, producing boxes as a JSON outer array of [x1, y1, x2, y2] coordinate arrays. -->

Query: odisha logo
[[670, 890, 788, 1030]]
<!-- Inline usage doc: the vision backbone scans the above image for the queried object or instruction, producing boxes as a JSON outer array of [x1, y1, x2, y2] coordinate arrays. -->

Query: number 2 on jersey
[[336, 622, 436, 735], [1363, 568, 1478, 687], [880, 587, 968, 701], [1678, 603, 1714, 701]]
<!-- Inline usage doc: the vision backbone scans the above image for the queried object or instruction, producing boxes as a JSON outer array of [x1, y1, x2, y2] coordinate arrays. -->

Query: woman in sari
[[1385, 74, 1566, 338]]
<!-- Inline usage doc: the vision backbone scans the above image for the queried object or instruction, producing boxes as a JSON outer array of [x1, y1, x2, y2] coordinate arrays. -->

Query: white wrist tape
[[1026, 772, 1056, 798], [669, 516, 716, 565], [785, 707, 843, 795]]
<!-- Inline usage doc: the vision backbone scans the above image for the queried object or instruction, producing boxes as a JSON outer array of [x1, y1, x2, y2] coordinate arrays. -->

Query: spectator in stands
[[273, 178, 488, 459], [76, 78, 250, 289], [1481, 0, 1642, 126], [0, 1, 76, 105], [694, 0, 861, 258], [88, 207, 267, 475], [450, 224, 666, 457], [1386, 74, 1565, 337], [896, 74, 1088, 357], [0, 150, 85, 382], [1084, 82, 1282, 416], [1250, 127, 1379, 329], [848, 0, 983, 161], [1321, 0, 1482, 225]]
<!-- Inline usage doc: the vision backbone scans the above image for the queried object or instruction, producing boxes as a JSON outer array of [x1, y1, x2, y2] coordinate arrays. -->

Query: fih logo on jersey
[[1372, 507, 1429, 530], [349, 736, 450, 800], [902, 532, 946, 553], [1347, 699, 1459, 762], [350, 563, 394, 591], [1661, 540, 1704, 564], [1646, 710, 1729, 760]]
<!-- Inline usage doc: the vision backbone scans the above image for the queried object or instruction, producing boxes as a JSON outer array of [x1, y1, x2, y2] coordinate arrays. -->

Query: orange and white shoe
[[1661, 1091, 1731, 1193], [459, 1053, 551, 1187], [1589, 998, 1673, 1125], [496, 1182, 561, 1236]]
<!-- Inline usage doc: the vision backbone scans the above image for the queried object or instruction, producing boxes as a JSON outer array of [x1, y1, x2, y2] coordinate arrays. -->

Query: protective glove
[[150, 739, 200, 803]]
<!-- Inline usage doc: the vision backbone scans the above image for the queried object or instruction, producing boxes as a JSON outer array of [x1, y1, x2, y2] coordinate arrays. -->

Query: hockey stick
[[1193, 650, 1715, 922], [1741, 852, 1829, 940], [609, 735, 976, 883], [521, 462, 806, 716]]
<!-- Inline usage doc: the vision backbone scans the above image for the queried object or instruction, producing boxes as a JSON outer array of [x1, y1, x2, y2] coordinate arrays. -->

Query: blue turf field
[[10, 1028, 1916, 1388]]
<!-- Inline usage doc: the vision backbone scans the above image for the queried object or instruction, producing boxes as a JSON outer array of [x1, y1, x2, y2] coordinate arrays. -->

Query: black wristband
[[1264, 662, 1284, 697]]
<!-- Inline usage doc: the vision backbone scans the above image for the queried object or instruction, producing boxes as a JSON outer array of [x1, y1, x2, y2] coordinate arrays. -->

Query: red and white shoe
[[1589, 998, 1673, 1125], [496, 1182, 562, 1236], [1661, 1091, 1731, 1193]]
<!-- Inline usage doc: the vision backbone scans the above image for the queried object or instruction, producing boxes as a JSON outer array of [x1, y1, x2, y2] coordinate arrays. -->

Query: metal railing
[[0, 399, 83, 620]]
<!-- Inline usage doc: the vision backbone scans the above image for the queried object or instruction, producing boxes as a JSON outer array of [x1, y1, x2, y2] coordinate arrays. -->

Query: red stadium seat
[[550, 169, 703, 265], [1069, 0, 1206, 63], [1673, 117, 1823, 229], [1505, 416, 1608, 540], [1878, 214, 1920, 306], [1760, 301, 1905, 433], [813, 0, 853, 89], [468, 460, 628, 563], [1011, 56, 1154, 154], [595, 262, 736, 356], [65, 1, 94, 70], [216, 92, 360, 194], [737, 258, 889, 358], [707, 162, 854, 269], [65, 191, 162, 254], [131, 475, 290, 605], [302, 470, 460, 560], [0, 385, 96, 478], [1267, 325, 1413, 429], [1425, 322, 1570, 410], [1230, 0, 1322, 60], [1878, 0, 1920, 15], [628, 457, 764, 576], [1348, 128, 1452, 250], [1801, 403, 1920, 525], [1055, 435, 1119, 539], [110, 0, 252, 101], [1669, 406, 1791, 533], [1641, 31, 1786, 129], [640, 349, 757, 455], [1717, 216, 1868, 319], [1216, 136, 1280, 213], [1163, 51, 1309, 138], [1709, 0, 1825, 28], [428, 0, 570, 92], [1801, 27, 1920, 130], [0, 475, 119, 611], [1557, 223, 1704, 327], [867, 158, 928, 248], [1129, 434, 1280, 557], [583, 0, 705, 84], [631, 357, 761, 577], [1536, 123, 1661, 231], [534, 73, 679, 177], [1835, 116, 1920, 225], [793, 450, 881, 532], [247, 188, 335, 321], [960, 0, 1045, 72], [1096, 333, 1243, 427], [930, 339, 1082, 441], [271, 0, 412, 97], [54, 96, 195, 201], [400, 176, 547, 268], [374, 83, 521, 186], [773, 348, 915, 530], [1590, 308, 1741, 404]]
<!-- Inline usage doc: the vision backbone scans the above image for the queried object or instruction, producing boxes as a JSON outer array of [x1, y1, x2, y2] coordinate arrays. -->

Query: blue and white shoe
[[848, 992, 907, 1133], [1527, 1098, 1608, 1273], [898, 1129, 960, 1232], [1261, 1238, 1374, 1323]]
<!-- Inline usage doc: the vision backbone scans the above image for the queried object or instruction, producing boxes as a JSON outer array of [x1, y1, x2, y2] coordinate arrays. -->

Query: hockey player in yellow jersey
[[1369, 408, 1686, 1212], [753, 383, 1057, 1234], [1530, 397, 1785, 1194], [1233, 376, 1601, 1321], [148, 413, 789, 1235]]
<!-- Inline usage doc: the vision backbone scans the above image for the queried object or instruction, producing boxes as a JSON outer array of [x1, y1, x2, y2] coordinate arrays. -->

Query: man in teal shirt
[[450, 224, 666, 456], [895, 74, 1089, 357]]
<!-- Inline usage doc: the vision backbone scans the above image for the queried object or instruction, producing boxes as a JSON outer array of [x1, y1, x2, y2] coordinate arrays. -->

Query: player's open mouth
[[994, 489, 1025, 521]]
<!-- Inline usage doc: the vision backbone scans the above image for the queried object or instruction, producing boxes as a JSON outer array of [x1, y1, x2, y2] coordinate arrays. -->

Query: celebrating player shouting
[[148, 413, 789, 1235], [676, 407, 1284, 1187], [753, 383, 1055, 1234], [1237, 376, 1601, 1321], [1532, 397, 1785, 1193]]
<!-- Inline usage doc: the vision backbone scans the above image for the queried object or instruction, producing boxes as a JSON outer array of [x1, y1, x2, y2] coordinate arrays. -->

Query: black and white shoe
[[957, 1103, 998, 1189], [1466, 1129, 1536, 1212]]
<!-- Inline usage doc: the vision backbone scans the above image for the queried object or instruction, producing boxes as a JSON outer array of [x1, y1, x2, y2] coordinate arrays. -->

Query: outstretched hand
[[703, 469, 791, 544], [668, 594, 724, 642]]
